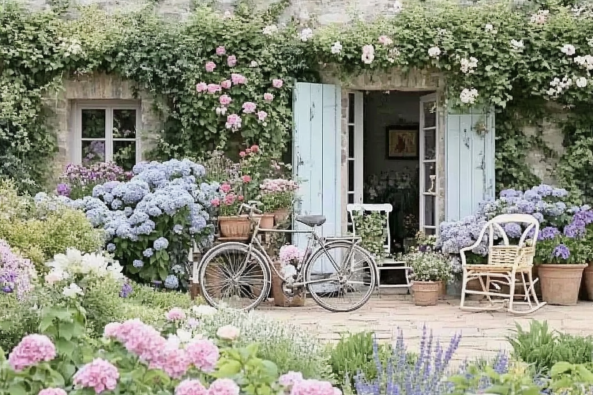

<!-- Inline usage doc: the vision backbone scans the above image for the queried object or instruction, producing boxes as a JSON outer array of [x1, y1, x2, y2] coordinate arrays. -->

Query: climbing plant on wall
[[3, 0, 593, 199]]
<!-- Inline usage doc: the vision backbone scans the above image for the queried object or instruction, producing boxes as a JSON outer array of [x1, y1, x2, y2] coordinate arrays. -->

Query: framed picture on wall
[[386, 125, 419, 159]]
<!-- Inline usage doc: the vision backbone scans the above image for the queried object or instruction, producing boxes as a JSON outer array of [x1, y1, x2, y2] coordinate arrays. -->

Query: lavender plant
[[354, 327, 461, 395]]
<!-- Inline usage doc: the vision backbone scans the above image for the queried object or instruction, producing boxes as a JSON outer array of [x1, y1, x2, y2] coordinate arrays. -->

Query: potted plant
[[403, 250, 452, 306], [351, 211, 387, 265], [212, 184, 251, 239], [259, 178, 298, 225], [535, 226, 591, 306], [272, 245, 305, 307]]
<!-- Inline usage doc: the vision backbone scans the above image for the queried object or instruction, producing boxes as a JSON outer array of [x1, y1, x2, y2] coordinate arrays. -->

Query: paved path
[[257, 295, 593, 363]]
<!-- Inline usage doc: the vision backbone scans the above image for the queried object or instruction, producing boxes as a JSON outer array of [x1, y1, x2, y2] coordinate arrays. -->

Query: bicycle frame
[[237, 203, 363, 288]]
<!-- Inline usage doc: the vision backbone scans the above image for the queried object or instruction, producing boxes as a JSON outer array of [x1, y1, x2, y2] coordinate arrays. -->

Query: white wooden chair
[[459, 214, 546, 315], [347, 203, 411, 295]]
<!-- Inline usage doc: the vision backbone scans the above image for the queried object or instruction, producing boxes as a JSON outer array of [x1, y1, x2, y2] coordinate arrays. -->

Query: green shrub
[[126, 283, 195, 310], [508, 320, 593, 373], [198, 308, 333, 381], [0, 294, 39, 352]]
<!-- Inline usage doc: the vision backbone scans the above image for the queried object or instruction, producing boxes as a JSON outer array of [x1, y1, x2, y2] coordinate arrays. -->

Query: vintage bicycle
[[197, 203, 378, 312]]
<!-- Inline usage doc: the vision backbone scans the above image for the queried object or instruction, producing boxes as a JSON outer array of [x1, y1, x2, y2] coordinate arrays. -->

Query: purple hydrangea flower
[[503, 223, 522, 239], [553, 244, 570, 260], [539, 226, 560, 240]]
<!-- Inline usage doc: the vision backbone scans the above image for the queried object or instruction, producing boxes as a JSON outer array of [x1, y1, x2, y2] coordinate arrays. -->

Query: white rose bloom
[[510, 39, 524, 50], [361, 45, 375, 64], [428, 46, 441, 58], [546, 88, 557, 96], [217, 325, 240, 341], [576, 77, 588, 88], [561, 44, 576, 56], [45, 270, 64, 285], [331, 41, 343, 54], [62, 283, 84, 298]]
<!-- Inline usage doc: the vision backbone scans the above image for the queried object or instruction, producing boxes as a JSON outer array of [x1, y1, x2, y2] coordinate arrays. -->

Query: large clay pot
[[271, 262, 305, 307], [583, 263, 593, 300], [412, 281, 440, 306], [218, 215, 251, 239], [272, 208, 291, 225], [538, 264, 587, 306]]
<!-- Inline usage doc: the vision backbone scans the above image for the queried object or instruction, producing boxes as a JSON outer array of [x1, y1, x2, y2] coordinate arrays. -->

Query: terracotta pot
[[538, 264, 587, 306], [412, 281, 440, 306], [259, 214, 275, 230], [218, 215, 251, 239], [271, 262, 305, 307], [273, 208, 291, 225], [583, 263, 593, 300]]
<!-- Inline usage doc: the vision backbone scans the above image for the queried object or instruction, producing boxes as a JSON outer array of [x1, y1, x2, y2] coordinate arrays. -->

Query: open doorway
[[347, 89, 438, 260]]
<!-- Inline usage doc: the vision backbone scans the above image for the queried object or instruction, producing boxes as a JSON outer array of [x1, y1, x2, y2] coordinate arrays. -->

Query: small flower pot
[[218, 215, 251, 240], [272, 208, 291, 225], [538, 264, 587, 306], [412, 281, 440, 306]]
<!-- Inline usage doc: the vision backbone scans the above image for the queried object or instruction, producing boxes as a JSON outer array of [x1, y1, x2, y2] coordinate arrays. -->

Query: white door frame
[[419, 93, 439, 236], [346, 91, 364, 232]]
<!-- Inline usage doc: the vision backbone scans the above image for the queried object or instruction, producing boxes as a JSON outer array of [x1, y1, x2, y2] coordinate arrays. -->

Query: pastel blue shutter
[[292, 83, 341, 250], [445, 107, 495, 221]]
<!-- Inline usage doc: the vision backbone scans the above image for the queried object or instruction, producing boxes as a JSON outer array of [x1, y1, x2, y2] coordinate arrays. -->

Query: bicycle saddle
[[295, 215, 326, 227]]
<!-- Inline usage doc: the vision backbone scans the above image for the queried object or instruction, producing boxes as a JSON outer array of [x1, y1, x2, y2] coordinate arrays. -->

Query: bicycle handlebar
[[239, 202, 262, 215]]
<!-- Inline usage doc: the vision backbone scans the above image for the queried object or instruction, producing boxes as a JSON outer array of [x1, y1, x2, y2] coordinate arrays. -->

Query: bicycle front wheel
[[304, 242, 377, 312], [198, 242, 271, 311]]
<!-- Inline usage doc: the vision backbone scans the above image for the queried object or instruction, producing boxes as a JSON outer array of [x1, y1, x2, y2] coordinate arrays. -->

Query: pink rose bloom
[[279, 371, 303, 388], [166, 308, 186, 321], [238, 195, 244, 201], [242, 102, 256, 114], [208, 378, 240, 395], [221, 80, 232, 89], [73, 358, 119, 394], [241, 175, 251, 183], [246, 148, 251, 154], [220, 183, 231, 193], [257, 111, 268, 122], [175, 379, 208, 395], [227, 55, 237, 67], [219, 95, 232, 106], [196, 82, 207, 93], [38, 389, 67, 395], [272, 79, 283, 88], [223, 194, 236, 205], [205, 61, 216, 72], [8, 334, 57, 371], [264, 93, 274, 101], [211, 198, 220, 207], [231, 73, 247, 85], [185, 339, 220, 372], [216, 46, 226, 55], [250, 145, 259, 152], [225, 114, 242, 130], [239, 151, 246, 158], [207, 84, 222, 94]]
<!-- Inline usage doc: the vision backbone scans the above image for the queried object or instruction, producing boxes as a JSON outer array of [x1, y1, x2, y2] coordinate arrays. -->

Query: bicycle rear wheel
[[198, 242, 271, 311], [304, 242, 377, 312]]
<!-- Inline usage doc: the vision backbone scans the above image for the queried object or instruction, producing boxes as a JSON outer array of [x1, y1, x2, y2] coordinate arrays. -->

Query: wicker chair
[[459, 214, 546, 315]]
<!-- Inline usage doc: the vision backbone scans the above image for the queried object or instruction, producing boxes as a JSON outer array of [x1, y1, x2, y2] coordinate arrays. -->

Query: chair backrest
[[347, 203, 393, 255], [485, 214, 540, 248]]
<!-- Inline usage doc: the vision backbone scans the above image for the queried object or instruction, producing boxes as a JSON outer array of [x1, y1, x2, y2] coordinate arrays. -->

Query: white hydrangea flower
[[299, 28, 313, 42], [62, 283, 84, 298], [428, 46, 441, 58], [561, 44, 576, 56], [460, 57, 478, 74], [460, 88, 479, 104], [262, 25, 278, 36], [331, 41, 343, 54], [510, 39, 524, 50], [576, 77, 588, 88]]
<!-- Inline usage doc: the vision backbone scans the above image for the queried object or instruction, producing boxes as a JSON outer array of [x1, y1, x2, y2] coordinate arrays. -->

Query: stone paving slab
[[256, 296, 593, 362]]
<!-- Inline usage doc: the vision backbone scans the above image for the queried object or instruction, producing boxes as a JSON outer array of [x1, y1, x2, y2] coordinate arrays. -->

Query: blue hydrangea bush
[[66, 159, 220, 289]]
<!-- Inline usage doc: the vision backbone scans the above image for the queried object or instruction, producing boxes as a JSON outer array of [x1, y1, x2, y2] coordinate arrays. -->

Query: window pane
[[423, 101, 436, 128], [81, 109, 106, 138], [348, 125, 354, 158], [113, 141, 136, 170], [113, 109, 137, 139], [348, 193, 354, 204], [424, 163, 436, 193], [348, 160, 354, 193], [348, 93, 355, 124], [424, 129, 436, 160], [424, 227, 436, 235], [424, 195, 436, 226], [82, 140, 105, 165]]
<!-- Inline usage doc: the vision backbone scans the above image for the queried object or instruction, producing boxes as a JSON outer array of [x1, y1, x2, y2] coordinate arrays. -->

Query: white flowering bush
[[59, 159, 219, 289], [403, 251, 452, 282]]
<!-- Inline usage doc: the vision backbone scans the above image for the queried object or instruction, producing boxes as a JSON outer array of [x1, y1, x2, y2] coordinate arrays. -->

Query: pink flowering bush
[[7, 334, 56, 371], [260, 178, 299, 211]]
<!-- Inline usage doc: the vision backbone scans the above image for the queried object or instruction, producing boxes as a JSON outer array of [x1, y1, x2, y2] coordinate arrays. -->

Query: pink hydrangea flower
[[110, 319, 144, 343], [207, 84, 222, 94], [73, 358, 119, 394], [290, 379, 337, 395], [103, 322, 122, 339], [211, 198, 220, 207], [227, 55, 237, 67], [220, 183, 231, 193], [196, 82, 208, 93], [219, 95, 232, 106], [124, 324, 166, 363], [264, 93, 274, 101], [185, 339, 220, 372], [272, 79, 283, 88], [175, 379, 208, 395], [150, 347, 190, 379], [8, 334, 57, 371], [278, 371, 303, 388], [38, 388, 67, 395], [166, 308, 186, 321], [279, 245, 304, 266], [225, 114, 242, 131], [257, 111, 268, 122], [231, 73, 247, 85], [205, 61, 217, 72], [242, 102, 257, 114], [216, 46, 226, 55], [208, 378, 240, 395], [221, 80, 232, 89]]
